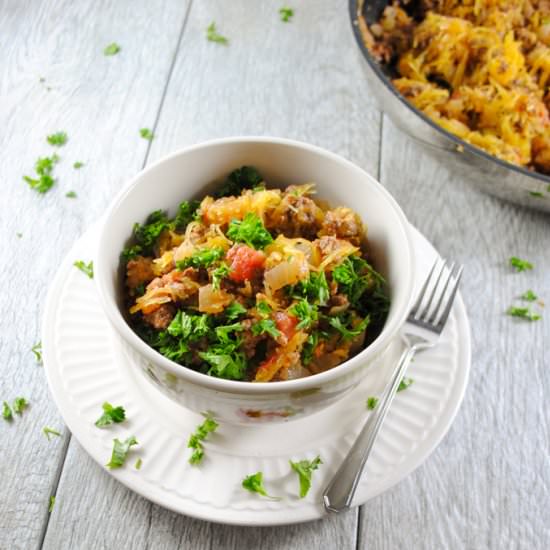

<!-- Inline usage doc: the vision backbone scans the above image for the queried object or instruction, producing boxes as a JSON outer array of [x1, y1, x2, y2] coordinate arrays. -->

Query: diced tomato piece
[[226, 245, 265, 283], [255, 355, 279, 382], [274, 312, 298, 340]]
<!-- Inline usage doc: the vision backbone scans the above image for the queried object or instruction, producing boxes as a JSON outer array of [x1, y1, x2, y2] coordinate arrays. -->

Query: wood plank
[[39, 1, 381, 548], [357, 117, 550, 549], [0, 1, 189, 548]]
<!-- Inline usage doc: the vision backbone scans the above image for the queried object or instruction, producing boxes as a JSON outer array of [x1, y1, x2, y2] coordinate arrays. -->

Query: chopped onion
[[264, 258, 308, 292], [198, 284, 231, 314]]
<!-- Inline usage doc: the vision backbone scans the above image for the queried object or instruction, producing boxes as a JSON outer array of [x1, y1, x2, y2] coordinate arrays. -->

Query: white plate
[[43, 223, 470, 526]]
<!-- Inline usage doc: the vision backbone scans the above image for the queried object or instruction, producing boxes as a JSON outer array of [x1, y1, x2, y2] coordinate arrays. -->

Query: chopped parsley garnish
[[177, 247, 225, 270], [104, 42, 121, 56], [43, 427, 61, 440], [366, 396, 378, 410], [289, 299, 318, 330], [291, 271, 329, 306], [397, 377, 414, 392], [49, 496, 55, 513], [65, 191, 77, 198], [187, 415, 219, 465], [279, 7, 294, 22], [13, 397, 29, 415], [225, 301, 247, 321], [167, 311, 211, 342], [74, 260, 94, 278], [46, 131, 68, 147], [128, 210, 170, 258], [509, 256, 533, 272], [23, 153, 59, 193], [529, 191, 544, 198], [252, 319, 281, 339], [199, 346, 247, 380], [256, 301, 272, 316], [95, 402, 126, 428], [301, 330, 327, 366], [333, 256, 382, 304], [73, 161, 84, 169], [289, 456, 322, 498], [3, 401, 13, 421], [521, 290, 538, 302], [139, 128, 154, 141], [227, 213, 273, 249], [507, 306, 541, 321], [31, 341, 43, 363], [172, 200, 200, 231], [135, 458, 143, 470], [329, 314, 370, 341], [206, 22, 228, 45], [106, 436, 138, 469], [212, 263, 231, 290], [215, 166, 263, 198], [242, 472, 280, 499]]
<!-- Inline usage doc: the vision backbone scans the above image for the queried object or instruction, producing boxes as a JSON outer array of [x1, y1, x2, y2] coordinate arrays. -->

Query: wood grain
[[0, 1, 189, 548], [357, 117, 550, 549]]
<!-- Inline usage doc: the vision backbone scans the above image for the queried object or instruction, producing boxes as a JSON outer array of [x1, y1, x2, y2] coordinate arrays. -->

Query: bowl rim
[[95, 136, 416, 396], [348, 0, 550, 188]]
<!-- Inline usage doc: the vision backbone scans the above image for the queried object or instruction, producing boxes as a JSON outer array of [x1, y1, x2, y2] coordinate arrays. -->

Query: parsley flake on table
[[507, 306, 541, 321], [74, 260, 94, 278], [529, 191, 544, 198], [31, 341, 43, 363], [95, 402, 126, 428], [279, 7, 294, 22], [367, 396, 379, 410], [187, 415, 219, 465], [509, 256, 533, 272], [521, 290, 538, 302], [106, 436, 139, 469], [289, 456, 322, 498], [139, 128, 154, 141], [397, 377, 414, 392], [242, 472, 280, 499], [23, 153, 59, 193], [227, 213, 273, 249], [49, 496, 55, 513], [104, 42, 121, 56], [43, 427, 61, 440], [206, 22, 228, 45], [3, 401, 13, 421], [65, 191, 77, 198], [73, 161, 84, 169], [13, 397, 29, 415], [46, 131, 68, 147], [135, 458, 143, 470]]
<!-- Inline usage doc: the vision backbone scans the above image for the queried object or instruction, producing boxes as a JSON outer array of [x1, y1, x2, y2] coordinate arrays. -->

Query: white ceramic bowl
[[95, 137, 415, 425]]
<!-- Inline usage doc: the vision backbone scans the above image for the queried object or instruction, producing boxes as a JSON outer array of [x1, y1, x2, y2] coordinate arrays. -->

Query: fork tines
[[410, 258, 463, 333]]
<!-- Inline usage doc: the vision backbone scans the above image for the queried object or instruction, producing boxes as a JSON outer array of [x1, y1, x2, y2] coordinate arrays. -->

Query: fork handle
[[322, 341, 420, 513]]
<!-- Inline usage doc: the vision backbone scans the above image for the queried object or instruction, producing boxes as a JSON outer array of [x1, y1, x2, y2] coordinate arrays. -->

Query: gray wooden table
[[1, 1, 549, 548]]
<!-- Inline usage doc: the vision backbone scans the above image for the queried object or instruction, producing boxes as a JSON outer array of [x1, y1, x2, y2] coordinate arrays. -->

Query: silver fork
[[323, 258, 464, 513]]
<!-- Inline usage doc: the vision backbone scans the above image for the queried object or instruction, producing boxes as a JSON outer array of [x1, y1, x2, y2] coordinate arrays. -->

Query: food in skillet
[[359, 0, 550, 174], [121, 167, 389, 382]]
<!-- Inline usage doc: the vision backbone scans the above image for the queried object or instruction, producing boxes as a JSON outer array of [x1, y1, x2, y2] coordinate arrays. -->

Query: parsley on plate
[[106, 436, 138, 469], [509, 256, 533, 272], [95, 402, 126, 428], [397, 377, 414, 392], [187, 415, 219, 465], [279, 7, 294, 22], [289, 456, 322, 498], [366, 396, 379, 410], [104, 43, 121, 56], [242, 472, 280, 499], [74, 260, 94, 278]]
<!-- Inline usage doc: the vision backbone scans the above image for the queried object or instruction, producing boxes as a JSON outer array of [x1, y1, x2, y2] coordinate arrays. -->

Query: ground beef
[[143, 303, 175, 329], [319, 207, 365, 247], [240, 319, 266, 359], [266, 191, 325, 240]]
